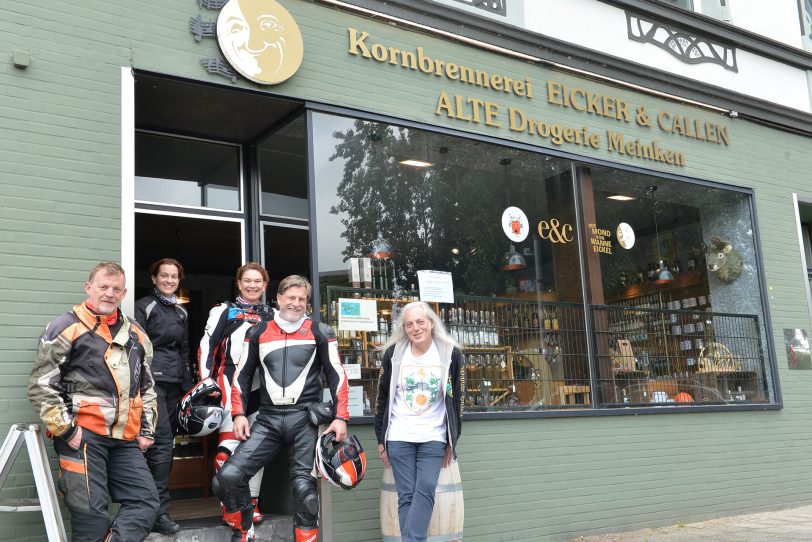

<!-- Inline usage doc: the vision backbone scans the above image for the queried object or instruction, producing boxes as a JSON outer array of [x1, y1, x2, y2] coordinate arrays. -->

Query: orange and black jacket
[[28, 303, 157, 442]]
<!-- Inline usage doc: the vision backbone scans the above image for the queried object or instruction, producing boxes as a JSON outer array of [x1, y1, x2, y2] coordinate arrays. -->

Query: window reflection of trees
[[327, 120, 571, 297]]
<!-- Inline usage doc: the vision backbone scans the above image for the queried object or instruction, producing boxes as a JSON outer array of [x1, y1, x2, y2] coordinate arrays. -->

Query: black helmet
[[315, 432, 367, 490], [178, 378, 224, 437]]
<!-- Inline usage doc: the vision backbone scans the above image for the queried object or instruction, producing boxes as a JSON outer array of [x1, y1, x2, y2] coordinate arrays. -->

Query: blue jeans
[[386, 440, 446, 542]]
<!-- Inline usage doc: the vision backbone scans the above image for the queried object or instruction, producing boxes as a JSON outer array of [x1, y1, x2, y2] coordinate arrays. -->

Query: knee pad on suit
[[212, 463, 252, 512], [292, 478, 319, 524]]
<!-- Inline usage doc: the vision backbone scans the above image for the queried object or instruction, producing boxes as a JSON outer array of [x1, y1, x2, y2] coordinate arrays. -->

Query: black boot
[[153, 513, 181, 534]]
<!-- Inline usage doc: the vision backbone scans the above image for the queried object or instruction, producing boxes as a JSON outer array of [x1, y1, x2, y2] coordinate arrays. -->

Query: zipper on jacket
[[282, 331, 288, 400]]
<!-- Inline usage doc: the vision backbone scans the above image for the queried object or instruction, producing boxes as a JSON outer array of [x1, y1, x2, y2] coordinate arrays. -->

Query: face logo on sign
[[616, 222, 635, 249], [217, 0, 304, 85], [501, 206, 529, 243]]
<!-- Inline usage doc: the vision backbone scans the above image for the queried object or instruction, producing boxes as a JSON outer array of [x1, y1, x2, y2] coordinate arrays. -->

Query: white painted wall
[[520, 0, 811, 112], [726, 0, 804, 48]]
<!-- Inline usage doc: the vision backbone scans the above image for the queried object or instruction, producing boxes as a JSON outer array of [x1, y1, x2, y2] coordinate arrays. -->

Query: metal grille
[[590, 303, 768, 406]]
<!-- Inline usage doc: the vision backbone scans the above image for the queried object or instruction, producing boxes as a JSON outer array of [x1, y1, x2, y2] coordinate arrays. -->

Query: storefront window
[[135, 132, 241, 211], [312, 112, 586, 413], [584, 165, 772, 406], [310, 112, 774, 415]]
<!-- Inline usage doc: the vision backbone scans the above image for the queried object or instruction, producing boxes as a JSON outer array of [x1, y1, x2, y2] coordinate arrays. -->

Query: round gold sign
[[217, 0, 304, 85]]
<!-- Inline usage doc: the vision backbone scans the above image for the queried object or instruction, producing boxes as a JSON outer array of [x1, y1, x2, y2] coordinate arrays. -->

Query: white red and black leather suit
[[213, 315, 349, 542], [198, 299, 274, 520]]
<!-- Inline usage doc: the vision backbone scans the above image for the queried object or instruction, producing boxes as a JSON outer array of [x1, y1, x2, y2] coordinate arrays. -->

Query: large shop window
[[583, 165, 771, 407], [311, 112, 774, 415]]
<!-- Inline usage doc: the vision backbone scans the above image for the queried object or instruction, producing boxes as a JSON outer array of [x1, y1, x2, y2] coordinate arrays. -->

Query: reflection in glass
[[258, 115, 308, 219], [312, 113, 580, 302], [135, 132, 240, 210], [313, 112, 589, 413]]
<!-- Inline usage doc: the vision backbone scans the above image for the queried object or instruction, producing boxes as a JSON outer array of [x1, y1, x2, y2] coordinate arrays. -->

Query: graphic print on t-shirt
[[400, 364, 441, 415]]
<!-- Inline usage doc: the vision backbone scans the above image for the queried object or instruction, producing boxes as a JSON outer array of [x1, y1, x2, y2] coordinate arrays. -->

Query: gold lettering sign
[[538, 219, 573, 243], [217, 0, 303, 85], [346, 27, 735, 168]]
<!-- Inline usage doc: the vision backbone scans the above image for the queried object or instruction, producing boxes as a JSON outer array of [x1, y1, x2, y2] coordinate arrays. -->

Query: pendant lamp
[[369, 232, 393, 260], [499, 158, 526, 271], [648, 187, 674, 284]]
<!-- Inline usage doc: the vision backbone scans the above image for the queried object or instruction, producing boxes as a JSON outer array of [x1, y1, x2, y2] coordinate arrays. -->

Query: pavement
[[571, 504, 812, 542]]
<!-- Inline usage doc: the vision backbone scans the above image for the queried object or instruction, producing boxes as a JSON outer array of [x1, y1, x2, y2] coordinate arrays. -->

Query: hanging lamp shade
[[369, 233, 393, 259], [501, 244, 527, 271], [654, 260, 674, 284]]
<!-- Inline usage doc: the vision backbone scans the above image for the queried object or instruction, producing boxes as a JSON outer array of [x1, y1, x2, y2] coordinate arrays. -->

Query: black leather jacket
[[134, 291, 193, 389]]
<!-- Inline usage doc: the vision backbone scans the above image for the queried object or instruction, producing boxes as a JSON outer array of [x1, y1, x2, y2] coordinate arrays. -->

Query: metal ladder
[[0, 424, 67, 541]]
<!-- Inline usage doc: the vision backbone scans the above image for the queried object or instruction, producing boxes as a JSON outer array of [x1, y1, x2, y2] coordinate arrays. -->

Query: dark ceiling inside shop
[[134, 73, 302, 143]]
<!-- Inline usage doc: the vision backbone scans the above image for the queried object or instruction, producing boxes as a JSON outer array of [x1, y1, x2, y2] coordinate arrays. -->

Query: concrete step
[[146, 515, 294, 542]]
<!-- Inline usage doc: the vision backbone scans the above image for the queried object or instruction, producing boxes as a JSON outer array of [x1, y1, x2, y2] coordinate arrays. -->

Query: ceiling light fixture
[[607, 194, 636, 201], [399, 159, 433, 168]]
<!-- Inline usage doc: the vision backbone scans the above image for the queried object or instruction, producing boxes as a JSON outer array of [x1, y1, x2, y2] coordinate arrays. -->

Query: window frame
[[304, 104, 782, 420]]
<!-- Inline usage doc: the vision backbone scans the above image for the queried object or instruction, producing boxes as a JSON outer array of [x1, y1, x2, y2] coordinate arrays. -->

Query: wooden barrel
[[380, 461, 464, 541]]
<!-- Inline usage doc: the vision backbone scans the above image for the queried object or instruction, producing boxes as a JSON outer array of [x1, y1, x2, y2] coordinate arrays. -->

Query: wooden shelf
[[608, 270, 707, 303]]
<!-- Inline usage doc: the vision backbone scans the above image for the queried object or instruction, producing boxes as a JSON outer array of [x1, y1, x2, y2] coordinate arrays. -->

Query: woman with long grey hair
[[374, 301, 464, 542]]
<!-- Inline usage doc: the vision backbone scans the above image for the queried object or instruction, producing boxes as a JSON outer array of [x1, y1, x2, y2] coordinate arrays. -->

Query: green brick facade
[[1, 1, 811, 540]]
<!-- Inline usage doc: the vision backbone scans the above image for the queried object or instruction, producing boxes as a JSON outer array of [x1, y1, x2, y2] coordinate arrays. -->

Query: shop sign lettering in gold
[[538, 219, 573, 244], [217, 0, 303, 85], [588, 224, 612, 254], [345, 27, 735, 168]]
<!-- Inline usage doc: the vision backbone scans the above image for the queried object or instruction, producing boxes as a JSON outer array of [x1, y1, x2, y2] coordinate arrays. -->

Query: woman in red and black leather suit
[[198, 262, 274, 525]]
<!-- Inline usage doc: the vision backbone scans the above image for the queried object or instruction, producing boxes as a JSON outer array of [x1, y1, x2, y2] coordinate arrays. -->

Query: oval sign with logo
[[616, 222, 636, 249], [217, 0, 304, 85], [501, 206, 529, 243]]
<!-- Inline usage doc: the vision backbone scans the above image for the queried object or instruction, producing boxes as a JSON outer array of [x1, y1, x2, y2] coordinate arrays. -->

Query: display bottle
[[480, 310, 488, 347], [464, 309, 472, 346], [378, 312, 389, 343], [491, 311, 499, 346], [532, 311, 540, 329], [622, 388, 630, 404], [475, 355, 486, 383], [465, 355, 477, 390], [499, 355, 509, 388]]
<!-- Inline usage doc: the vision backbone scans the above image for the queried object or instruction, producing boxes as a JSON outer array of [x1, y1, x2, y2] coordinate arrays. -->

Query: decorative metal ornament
[[199, 58, 237, 83], [190, 14, 216, 41], [626, 12, 737, 72], [444, 0, 506, 16]]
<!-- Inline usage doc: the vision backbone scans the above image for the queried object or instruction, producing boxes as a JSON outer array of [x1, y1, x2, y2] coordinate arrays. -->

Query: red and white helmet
[[178, 378, 223, 437], [315, 432, 367, 490]]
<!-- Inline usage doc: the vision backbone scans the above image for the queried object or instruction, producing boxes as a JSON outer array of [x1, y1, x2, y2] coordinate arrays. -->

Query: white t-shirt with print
[[387, 340, 447, 444]]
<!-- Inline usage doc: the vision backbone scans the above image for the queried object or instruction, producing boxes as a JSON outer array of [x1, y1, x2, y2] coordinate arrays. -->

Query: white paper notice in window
[[417, 270, 455, 304]]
